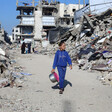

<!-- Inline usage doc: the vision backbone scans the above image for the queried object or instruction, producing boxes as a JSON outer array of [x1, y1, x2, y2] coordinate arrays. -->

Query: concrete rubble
[[0, 41, 28, 89], [36, 8, 112, 86]]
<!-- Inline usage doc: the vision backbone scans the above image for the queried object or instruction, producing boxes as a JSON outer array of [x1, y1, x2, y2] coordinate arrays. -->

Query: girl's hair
[[58, 41, 65, 46]]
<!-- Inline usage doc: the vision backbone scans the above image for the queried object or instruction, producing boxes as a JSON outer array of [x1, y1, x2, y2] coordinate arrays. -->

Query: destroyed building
[[12, 27, 20, 43], [16, 1, 35, 43], [14, 0, 83, 43], [0, 23, 10, 43], [0, 23, 5, 41], [35, 1, 112, 86]]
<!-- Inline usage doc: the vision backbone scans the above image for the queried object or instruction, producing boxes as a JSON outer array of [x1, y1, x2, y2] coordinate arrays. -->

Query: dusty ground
[[0, 53, 112, 112]]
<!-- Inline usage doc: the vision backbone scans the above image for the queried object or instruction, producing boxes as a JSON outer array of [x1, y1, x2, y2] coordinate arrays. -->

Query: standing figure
[[32, 40, 35, 53], [28, 43, 31, 53], [51, 41, 72, 94], [25, 44, 28, 54], [21, 42, 26, 54]]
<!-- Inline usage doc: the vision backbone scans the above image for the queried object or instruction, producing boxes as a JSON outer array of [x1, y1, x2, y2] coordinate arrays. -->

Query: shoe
[[62, 88, 64, 91], [59, 88, 64, 94], [59, 88, 64, 91], [59, 89, 63, 94]]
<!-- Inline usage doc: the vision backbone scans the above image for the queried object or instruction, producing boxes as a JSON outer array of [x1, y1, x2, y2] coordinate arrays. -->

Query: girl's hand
[[51, 69, 55, 73], [69, 65, 72, 70]]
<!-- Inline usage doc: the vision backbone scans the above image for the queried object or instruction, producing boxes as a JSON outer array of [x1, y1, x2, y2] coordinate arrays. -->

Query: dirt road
[[0, 54, 112, 112]]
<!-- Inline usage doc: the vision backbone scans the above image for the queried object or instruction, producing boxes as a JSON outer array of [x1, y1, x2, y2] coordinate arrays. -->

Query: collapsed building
[[13, 0, 83, 43], [0, 23, 10, 43], [16, 2, 35, 43], [34, 1, 112, 86]]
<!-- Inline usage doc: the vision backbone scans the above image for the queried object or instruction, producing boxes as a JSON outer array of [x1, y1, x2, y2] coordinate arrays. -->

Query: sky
[[0, 0, 88, 35]]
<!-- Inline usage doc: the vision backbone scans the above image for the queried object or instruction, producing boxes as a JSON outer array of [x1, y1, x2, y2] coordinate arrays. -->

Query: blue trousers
[[26, 50, 28, 54], [57, 66, 66, 89]]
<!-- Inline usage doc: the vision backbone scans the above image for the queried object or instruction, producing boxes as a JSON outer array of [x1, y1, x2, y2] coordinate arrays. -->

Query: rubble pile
[[0, 41, 26, 88], [37, 9, 112, 86]]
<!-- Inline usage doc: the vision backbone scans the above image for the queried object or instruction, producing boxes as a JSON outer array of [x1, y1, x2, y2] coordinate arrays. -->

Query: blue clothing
[[53, 50, 72, 89], [28, 43, 31, 53], [53, 50, 72, 69], [57, 66, 66, 89], [26, 49, 28, 54]]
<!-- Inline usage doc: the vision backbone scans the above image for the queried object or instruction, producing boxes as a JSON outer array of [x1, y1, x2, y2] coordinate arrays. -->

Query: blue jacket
[[53, 50, 72, 69]]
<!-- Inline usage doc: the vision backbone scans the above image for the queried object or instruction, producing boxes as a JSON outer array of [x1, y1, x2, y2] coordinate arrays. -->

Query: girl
[[51, 41, 72, 94]]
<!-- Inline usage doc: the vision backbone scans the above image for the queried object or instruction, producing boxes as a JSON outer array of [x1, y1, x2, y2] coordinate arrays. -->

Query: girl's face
[[60, 43, 66, 50]]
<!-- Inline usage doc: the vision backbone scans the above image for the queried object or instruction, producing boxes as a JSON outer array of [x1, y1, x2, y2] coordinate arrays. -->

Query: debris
[[20, 72, 32, 76], [0, 48, 5, 56], [0, 40, 28, 89], [36, 8, 112, 86], [0, 79, 9, 88]]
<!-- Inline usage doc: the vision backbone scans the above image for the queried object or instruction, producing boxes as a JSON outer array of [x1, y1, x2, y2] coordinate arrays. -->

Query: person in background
[[51, 41, 72, 94], [21, 42, 26, 54], [17, 40, 20, 48], [28, 42, 31, 53], [25, 44, 28, 54], [21, 38, 25, 44], [32, 40, 35, 53]]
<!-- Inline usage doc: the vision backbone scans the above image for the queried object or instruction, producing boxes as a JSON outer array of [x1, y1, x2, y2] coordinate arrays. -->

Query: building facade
[[0, 23, 10, 43], [15, 0, 84, 43], [16, 1, 35, 42], [12, 27, 20, 42]]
